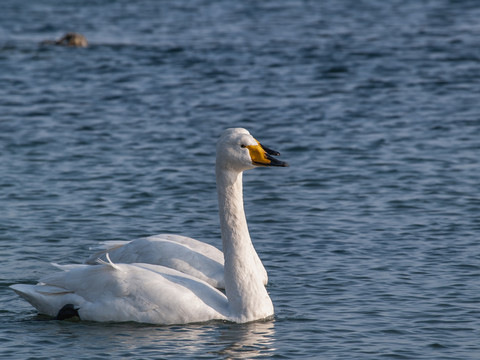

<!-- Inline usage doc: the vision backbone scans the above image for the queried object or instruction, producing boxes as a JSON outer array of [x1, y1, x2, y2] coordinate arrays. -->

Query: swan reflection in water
[[213, 320, 276, 359], [39, 319, 275, 358]]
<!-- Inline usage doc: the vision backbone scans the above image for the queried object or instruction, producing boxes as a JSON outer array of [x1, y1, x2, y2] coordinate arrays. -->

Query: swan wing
[[85, 235, 225, 288], [11, 263, 229, 325]]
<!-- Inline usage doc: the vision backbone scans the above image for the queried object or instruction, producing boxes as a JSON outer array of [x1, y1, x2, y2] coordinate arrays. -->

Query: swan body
[[11, 128, 288, 324], [12, 261, 228, 324]]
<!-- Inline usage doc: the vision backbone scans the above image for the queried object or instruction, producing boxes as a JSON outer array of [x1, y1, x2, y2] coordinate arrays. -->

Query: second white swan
[[11, 128, 288, 324]]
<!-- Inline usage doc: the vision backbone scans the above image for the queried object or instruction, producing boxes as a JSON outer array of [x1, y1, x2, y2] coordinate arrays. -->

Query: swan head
[[216, 128, 288, 172]]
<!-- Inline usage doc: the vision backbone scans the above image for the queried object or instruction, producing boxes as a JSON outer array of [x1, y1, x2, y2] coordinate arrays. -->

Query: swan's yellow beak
[[246, 140, 289, 167]]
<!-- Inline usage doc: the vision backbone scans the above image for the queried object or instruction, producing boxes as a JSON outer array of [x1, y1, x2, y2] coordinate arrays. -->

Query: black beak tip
[[261, 144, 281, 156], [267, 156, 289, 167]]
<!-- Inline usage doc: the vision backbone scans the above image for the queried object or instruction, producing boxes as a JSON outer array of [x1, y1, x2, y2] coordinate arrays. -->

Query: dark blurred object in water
[[41, 32, 88, 47]]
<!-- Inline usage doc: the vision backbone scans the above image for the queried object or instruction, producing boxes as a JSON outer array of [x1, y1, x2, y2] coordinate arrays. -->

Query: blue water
[[1, 0, 480, 358]]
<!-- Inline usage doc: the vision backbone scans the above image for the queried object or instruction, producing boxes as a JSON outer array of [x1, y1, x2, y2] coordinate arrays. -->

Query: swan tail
[[10, 283, 80, 318]]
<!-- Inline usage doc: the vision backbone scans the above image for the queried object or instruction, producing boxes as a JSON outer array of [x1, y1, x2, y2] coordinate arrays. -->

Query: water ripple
[[1, 0, 480, 359]]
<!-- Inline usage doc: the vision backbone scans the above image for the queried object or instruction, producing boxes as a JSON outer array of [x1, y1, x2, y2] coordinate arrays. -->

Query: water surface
[[1, 1, 479, 359]]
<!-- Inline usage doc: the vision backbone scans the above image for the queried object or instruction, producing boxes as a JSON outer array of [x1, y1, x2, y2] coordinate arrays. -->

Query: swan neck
[[216, 168, 249, 251], [216, 166, 273, 322]]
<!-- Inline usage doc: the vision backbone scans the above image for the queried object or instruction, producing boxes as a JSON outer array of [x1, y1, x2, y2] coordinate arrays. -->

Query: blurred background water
[[1, 0, 480, 359]]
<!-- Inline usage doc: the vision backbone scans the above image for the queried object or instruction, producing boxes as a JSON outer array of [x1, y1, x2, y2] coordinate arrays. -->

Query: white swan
[[11, 128, 288, 324]]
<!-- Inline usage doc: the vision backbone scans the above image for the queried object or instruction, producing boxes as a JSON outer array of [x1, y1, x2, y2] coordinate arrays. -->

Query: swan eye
[[241, 144, 246, 148]]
